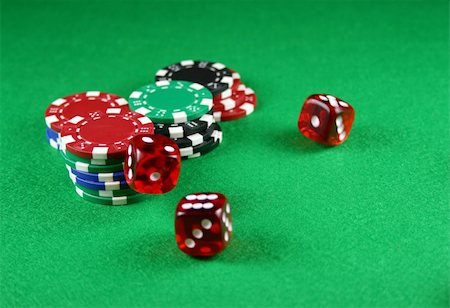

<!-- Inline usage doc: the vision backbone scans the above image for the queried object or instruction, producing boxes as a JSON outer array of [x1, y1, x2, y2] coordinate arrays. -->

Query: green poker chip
[[128, 80, 213, 124], [74, 187, 145, 205], [63, 148, 124, 166], [72, 182, 138, 197], [61, 150, 124, 173]]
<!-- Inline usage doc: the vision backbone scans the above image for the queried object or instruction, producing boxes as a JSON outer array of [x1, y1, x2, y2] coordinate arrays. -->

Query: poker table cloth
[[1, 0, 448, 306]]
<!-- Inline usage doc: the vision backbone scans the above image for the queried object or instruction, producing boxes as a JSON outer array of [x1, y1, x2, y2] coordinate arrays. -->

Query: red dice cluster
[[122, 134, 232, 257], [44, 59, 358, 259]]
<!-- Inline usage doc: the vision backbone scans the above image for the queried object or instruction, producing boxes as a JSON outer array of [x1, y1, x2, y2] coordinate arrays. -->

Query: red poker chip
[[60, 109, 154, 159], [213, 69, 242, 102], [45, 91, 130, 132], [213, 86, 257, 122], [230, 70, 242, 91], [212, 84, 246, 112]]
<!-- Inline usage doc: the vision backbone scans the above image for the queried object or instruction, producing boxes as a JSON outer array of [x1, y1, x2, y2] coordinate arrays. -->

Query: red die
[[124, 134, 181, 194], [298, 94, 355, 146], [175, 193, 232, 257]]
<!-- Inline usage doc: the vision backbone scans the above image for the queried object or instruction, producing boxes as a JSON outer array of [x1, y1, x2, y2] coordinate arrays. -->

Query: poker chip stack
[[43, 60, 258, 205], [128, 77, 224, 160], [155, 60, 258, 123], [44, 92, 148, 205]]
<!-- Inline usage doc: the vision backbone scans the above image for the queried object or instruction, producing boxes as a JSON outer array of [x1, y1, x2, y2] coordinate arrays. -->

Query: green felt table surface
[[1, 0, 449, 306]]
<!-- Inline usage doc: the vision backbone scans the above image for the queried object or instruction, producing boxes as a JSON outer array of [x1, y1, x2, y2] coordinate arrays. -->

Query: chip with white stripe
[[44, 91, 130, 132], [128, 80, 213, 124], [179, 123, 223, 159], [172, 122, 216, 148], [69, 171, 129, 191], [213, 84, 246, 111], [75, 187, 144, 205], [153, 110, 215, 138], [155, 60, 233, 96], [66, 165, 125, 183], [213, 86, 257, 122], [59, 108, 154, 159]]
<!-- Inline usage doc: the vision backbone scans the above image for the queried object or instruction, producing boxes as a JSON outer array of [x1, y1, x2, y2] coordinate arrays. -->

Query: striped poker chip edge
[[213, 87, 256, 122], [75, 187, 144, 205], [68, 172, 129, 191], [186, 128, 223, 159], [179, 123, 222, 157], [46, 135, 59, 150], [63, 148, 124, 166], [213, 69, 242, 101], [172, 122, 216, 148], [46, 127, 60, 139], [154, 111, 215, 139], [61, 150, 125, 173], [73, 182, 138, 197], [213, 84, 246, 111], [66, 165, 125, 182]]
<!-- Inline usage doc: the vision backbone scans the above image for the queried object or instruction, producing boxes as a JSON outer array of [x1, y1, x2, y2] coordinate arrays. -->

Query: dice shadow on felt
[[181, 234, 280, 264], [127, 232, 280, 266], [271, 125, 385, 154], [126, 233, 180, 265], [270, 128, 327, 154], [339, 124, 395, 151], [216, 235, 282, 264]]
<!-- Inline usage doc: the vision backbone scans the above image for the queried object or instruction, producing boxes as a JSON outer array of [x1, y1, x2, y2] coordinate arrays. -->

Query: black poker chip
[[179, 123, 223, 159], [153, 110, 215, 139], [187, 132, 222, 159], [172, 122, 216, 148], [155, 60, 234, 96]]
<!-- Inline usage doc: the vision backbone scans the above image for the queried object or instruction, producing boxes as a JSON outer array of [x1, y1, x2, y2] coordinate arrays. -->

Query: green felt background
[[1, 0, 449, 306]]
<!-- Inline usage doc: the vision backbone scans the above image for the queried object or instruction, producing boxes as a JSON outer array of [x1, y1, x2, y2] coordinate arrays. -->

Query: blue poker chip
[[46, 133, 59, 150], [67, 166, 125, 182], [68, 171, 129, 191], [46, 127, 59, 140]]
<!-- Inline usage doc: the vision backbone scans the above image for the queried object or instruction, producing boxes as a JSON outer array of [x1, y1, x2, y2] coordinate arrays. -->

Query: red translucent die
[[298, 94, 355, 146], [175, 193, 232, 257], [124, 134, 181, 194]]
